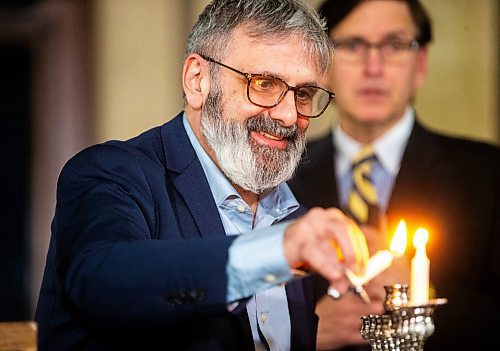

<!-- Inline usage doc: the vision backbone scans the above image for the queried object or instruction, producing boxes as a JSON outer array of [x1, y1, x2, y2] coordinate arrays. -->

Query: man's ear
[[183, 54, 209, 110]]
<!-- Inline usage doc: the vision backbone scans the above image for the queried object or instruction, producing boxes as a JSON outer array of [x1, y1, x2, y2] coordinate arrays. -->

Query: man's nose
[[269, 90, 298, 127], [364, 47, 384, 76]]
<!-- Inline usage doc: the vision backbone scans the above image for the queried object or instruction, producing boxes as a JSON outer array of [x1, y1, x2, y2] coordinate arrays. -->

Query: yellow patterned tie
[[347, 145, 378, 225]]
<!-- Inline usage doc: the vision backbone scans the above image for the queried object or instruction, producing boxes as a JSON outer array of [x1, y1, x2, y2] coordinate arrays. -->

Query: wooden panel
[[0, 322, 37, 351]]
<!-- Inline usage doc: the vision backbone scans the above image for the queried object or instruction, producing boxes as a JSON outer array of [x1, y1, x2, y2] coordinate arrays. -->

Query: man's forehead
[[225, 27, 322, 79], [228, 25, 295, 51], [331, 1, 416, 39]]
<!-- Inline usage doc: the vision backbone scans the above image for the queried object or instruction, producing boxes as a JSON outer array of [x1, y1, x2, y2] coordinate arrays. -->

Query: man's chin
[[254, 155, 288, 174]]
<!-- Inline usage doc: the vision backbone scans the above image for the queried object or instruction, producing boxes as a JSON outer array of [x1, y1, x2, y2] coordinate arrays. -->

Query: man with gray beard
[[35, 0, 370, 350], [201, 88, 305, 193]]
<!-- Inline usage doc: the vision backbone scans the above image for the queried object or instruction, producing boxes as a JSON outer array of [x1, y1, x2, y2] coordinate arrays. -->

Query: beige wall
[[308, 0, 499, 143], [90, 0, 498, 144], [91, 0, 185, 142], [417, 0, 498, 144]]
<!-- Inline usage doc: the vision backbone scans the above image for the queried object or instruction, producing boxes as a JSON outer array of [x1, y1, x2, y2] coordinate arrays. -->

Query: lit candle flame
[[354, 219, 408, 285], [389, 219, 407, 257]]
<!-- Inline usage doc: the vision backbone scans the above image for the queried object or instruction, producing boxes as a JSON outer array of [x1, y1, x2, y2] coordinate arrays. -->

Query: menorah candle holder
[[360, 284, 447, 351]]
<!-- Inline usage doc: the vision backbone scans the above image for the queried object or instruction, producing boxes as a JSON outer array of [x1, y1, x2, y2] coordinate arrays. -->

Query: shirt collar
[[333, 106, 415, 176]]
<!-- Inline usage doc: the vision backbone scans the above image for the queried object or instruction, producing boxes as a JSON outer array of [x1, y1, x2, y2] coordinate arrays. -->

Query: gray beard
[[200, 85, 306, 194]]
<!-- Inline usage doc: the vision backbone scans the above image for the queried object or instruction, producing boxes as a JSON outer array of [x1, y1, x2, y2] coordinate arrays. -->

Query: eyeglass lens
[[334, 39, 418, 61], [248, 76, 332, 118], [199, 54, 333, 118]]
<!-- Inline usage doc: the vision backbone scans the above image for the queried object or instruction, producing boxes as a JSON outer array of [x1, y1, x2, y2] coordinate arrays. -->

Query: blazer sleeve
[[53, 142, 236, 328]]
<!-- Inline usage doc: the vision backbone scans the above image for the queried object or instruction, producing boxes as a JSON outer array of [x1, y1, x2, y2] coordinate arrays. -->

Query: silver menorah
[[360, 284, 447, 351]]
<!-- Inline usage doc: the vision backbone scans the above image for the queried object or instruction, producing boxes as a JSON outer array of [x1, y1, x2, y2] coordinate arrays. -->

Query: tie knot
[[352, 145, 376, 169]]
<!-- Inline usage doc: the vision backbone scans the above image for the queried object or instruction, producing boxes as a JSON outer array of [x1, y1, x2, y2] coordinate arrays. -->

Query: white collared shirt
[[333, 106, 415, 211], [182, 114, 296, 351]]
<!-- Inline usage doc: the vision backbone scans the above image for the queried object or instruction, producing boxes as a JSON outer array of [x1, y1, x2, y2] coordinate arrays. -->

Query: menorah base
[[360, 284, 447, 351]]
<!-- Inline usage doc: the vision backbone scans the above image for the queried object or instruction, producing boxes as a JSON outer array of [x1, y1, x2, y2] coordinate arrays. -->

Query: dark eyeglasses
[[199, 54, 334, 118], [333, 38, 419, 62]]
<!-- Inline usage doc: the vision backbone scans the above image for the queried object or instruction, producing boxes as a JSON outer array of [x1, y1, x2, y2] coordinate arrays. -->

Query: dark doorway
[[0, 44, 32, 321], [1, 0, 91, 318]]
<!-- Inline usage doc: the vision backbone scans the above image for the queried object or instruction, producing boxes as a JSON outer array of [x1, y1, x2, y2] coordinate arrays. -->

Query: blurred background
[[0, 0, 498, 321]]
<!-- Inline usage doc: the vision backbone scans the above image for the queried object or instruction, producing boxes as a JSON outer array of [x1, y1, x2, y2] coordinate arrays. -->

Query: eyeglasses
[[199, 54, 335, 118], [333, 38, 419, 62]]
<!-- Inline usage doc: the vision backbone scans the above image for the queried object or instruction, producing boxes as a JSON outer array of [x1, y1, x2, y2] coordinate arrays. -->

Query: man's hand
[[283, 207, 369, 291], [316, 293, 382, 350], [361, 225, 410, 294], [315, 224, 411, 350]]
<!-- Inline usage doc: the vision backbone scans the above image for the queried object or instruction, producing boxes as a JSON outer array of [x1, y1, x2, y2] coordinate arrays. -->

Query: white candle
[[355, 220, 408, 285], [357, 250, 393, 285], [410, 228, 430, 305]]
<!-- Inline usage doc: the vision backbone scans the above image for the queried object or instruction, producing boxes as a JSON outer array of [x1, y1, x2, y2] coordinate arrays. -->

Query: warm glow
[[413, 228, 429, 248], [389, 219, 408, 258]]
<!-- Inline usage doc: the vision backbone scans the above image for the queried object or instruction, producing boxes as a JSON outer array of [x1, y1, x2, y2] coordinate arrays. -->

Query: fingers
[[284, 208, 342, 281], [347, 223, 369, 275], [283, 207, 369, 285], [324, 209, 368, 276]]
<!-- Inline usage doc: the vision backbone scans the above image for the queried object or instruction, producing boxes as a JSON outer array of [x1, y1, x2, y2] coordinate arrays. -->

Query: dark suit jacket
[[35, 113, 318, 350], [289, 120, 500, 350]]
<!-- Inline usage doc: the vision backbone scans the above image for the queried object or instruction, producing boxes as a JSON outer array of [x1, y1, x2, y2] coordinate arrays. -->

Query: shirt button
[[236, 204, 245, 213], [260, 312, 267, 323], [264, 274, 276, 283]]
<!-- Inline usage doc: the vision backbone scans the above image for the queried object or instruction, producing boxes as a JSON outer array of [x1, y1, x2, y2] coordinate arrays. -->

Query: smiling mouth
[[250, 130, 289, 150], [260, 131, 284, 141]]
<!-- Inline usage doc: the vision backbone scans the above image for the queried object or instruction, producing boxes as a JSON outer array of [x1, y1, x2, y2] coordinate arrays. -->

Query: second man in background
[[290, 0, 500, 350]]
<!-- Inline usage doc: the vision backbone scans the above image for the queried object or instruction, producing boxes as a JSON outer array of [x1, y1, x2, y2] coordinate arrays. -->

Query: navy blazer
[[289, 119, 500, 350], [35, 113, 317, 350]]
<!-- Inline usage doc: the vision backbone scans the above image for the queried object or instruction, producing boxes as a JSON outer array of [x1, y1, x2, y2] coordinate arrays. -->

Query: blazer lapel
[[387, 120, 445, 229], [313, 136, 340, 208], [160, 114, 225, 237], [286, 280, 316, 350], [290, 134, 340, 209]]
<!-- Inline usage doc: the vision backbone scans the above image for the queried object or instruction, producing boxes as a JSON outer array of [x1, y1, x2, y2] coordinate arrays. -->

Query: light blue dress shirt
[[333, 106, 415, 211], [182, 114, 299, 351]]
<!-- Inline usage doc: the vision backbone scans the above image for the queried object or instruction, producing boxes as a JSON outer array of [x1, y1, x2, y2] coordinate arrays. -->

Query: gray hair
[[185, 0, 334, 74]]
